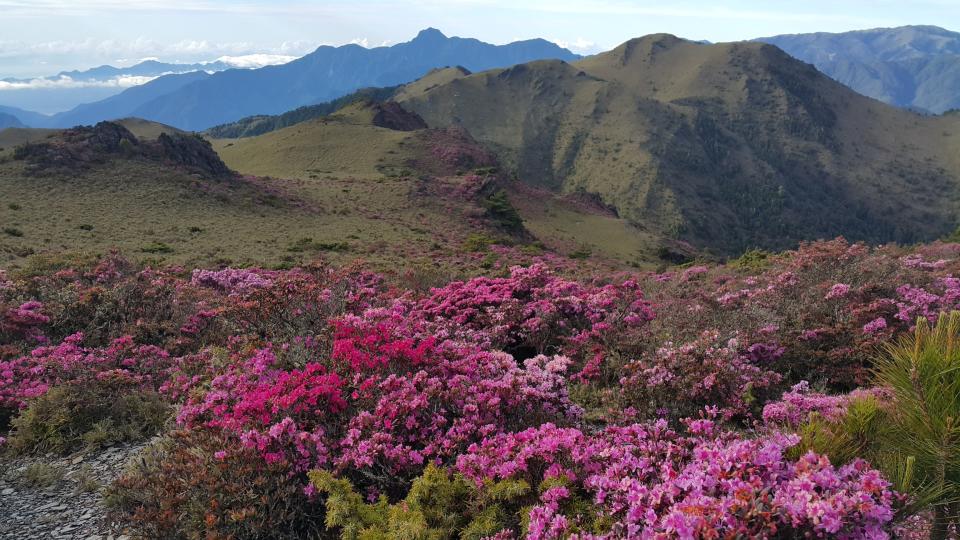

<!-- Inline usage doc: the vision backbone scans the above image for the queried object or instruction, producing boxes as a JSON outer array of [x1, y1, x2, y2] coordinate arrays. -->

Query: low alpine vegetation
[[3, 238, 960, 537]]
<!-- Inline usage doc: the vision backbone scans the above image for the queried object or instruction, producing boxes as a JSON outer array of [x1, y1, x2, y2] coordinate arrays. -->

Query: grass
[[0, 119, 539, 271], [20, 463, 66, 488]]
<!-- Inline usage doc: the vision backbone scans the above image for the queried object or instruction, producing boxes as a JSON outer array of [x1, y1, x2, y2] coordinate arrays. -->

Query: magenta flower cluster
[[457, 420, 896, 539]]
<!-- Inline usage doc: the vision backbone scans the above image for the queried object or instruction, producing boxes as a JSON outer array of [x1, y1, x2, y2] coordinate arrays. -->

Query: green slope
[[397, 34, 960, 255]]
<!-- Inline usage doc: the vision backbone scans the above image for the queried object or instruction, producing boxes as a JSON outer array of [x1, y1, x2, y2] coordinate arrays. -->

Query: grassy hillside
[[210, 101, 662, 266], [0, 114, 545, 271], [397, 34, 960, 254]]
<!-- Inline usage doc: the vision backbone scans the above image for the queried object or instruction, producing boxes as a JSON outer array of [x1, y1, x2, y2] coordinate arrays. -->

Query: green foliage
[[287, 237, 350, 253], [729, 249, 773, 271], [7, 384, 170, 455], [308, 465, 532, 540], [874, 313, 960, 537], [791, 395, 890, 464], [462, 234, 497, 253], [943, 226, 960, 244], [140, 241, 174, 254], [798, 312, 960, 537], [569, 246, 592, 260], [482, 190, 523, 231], [3, 227, 24, 237]]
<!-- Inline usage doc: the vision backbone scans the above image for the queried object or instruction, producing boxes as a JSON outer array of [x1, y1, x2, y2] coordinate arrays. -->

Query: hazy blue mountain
[[44, 71, 212, 128], [54, 59, 232, 81], [759, 25, 960, 113], [0, 58, 238, 115], [0, 105, 51, 127], [132, 28, 580, 130], [0, 112, 25, 129]]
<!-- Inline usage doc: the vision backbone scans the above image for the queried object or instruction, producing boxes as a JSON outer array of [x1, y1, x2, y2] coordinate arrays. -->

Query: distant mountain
[[0, 112, 25, 129], [759, 26, 960, 113], [131, 28, 580, 130], [0, 56, 288, 115], [42, 72, 211, 128], [206, 85, 401, 138], [396, 34, 960, 254], [52, 59, 231, 81], [0, 105, 50, 127]]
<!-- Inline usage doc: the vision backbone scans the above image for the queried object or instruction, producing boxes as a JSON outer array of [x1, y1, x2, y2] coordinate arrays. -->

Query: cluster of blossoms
[[405, 263, 654, 379], [620, 330, 783, 420], [762, 381, 892, 429], [456, 420, 897, 539], [190, 267, 274, 294], [0, 333, 177, 411], [647, 238, 960, 389], [0, 300, 50, 345], [175, 319, 581, 482]]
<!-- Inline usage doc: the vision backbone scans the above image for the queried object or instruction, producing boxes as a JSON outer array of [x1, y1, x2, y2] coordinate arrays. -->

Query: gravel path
[[0, 443, 146, 539]]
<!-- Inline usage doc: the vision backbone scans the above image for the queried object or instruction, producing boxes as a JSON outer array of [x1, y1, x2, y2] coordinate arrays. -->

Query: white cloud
[[0, 38, 319, 60], [550, 37, 601, 54], [212, 54, 298, 68], [0, 74, 160, 91], [349, 37, 371, 48]]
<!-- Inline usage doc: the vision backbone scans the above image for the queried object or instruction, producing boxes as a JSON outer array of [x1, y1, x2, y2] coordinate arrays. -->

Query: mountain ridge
[[395, 33, 960, 254], [758, 25, 960, 113]]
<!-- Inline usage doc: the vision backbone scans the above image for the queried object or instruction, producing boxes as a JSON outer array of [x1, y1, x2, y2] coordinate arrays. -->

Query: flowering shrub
[[408, 263, 654, 379], [3, 242, 958, 537], [620, 330, 782, 421], [0, 300, 49, 346], [0, 333, 176, 413], [456, 421, 897, 539]]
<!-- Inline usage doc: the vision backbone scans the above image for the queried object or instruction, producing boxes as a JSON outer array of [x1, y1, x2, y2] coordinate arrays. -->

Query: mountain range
[[4, 28, 960, 262], [6, 26, 960, 131], [392, 34, 960, 254], [759, 25, 960, 113], [0, 58, 253, 115]]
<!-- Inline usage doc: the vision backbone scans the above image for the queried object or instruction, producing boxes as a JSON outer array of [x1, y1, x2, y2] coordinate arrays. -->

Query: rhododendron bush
[[4, 240, 960, 537]]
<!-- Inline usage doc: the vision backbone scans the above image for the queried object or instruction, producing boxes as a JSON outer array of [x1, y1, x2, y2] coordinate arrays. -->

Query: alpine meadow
[[3, 4, 960, 539]]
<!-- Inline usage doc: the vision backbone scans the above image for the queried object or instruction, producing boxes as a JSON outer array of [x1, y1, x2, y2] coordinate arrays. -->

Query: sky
[[2, 0, 960, 79]]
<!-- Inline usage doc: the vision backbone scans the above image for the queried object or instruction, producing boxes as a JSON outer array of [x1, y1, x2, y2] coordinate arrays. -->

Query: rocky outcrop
[[157, 132, 232, 177], [14, 121, 233, 178], [370, 101, 427, 131]]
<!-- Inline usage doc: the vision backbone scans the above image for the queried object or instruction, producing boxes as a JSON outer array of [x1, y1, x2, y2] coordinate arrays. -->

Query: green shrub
[[3, 227, 24, 237], [729, 249, 772, 271], [106, 428, 326, 539], [569, 246, 592, 260], [309, 465, 608, 540], [462, 233, 497, 253], [482, 190, 523, 231], [287, 237, 350, 253], [140, 242, 174, 254], [8, 203, 20, 210], [7, 383, 170, 455], [310, 465, 520, 540]]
